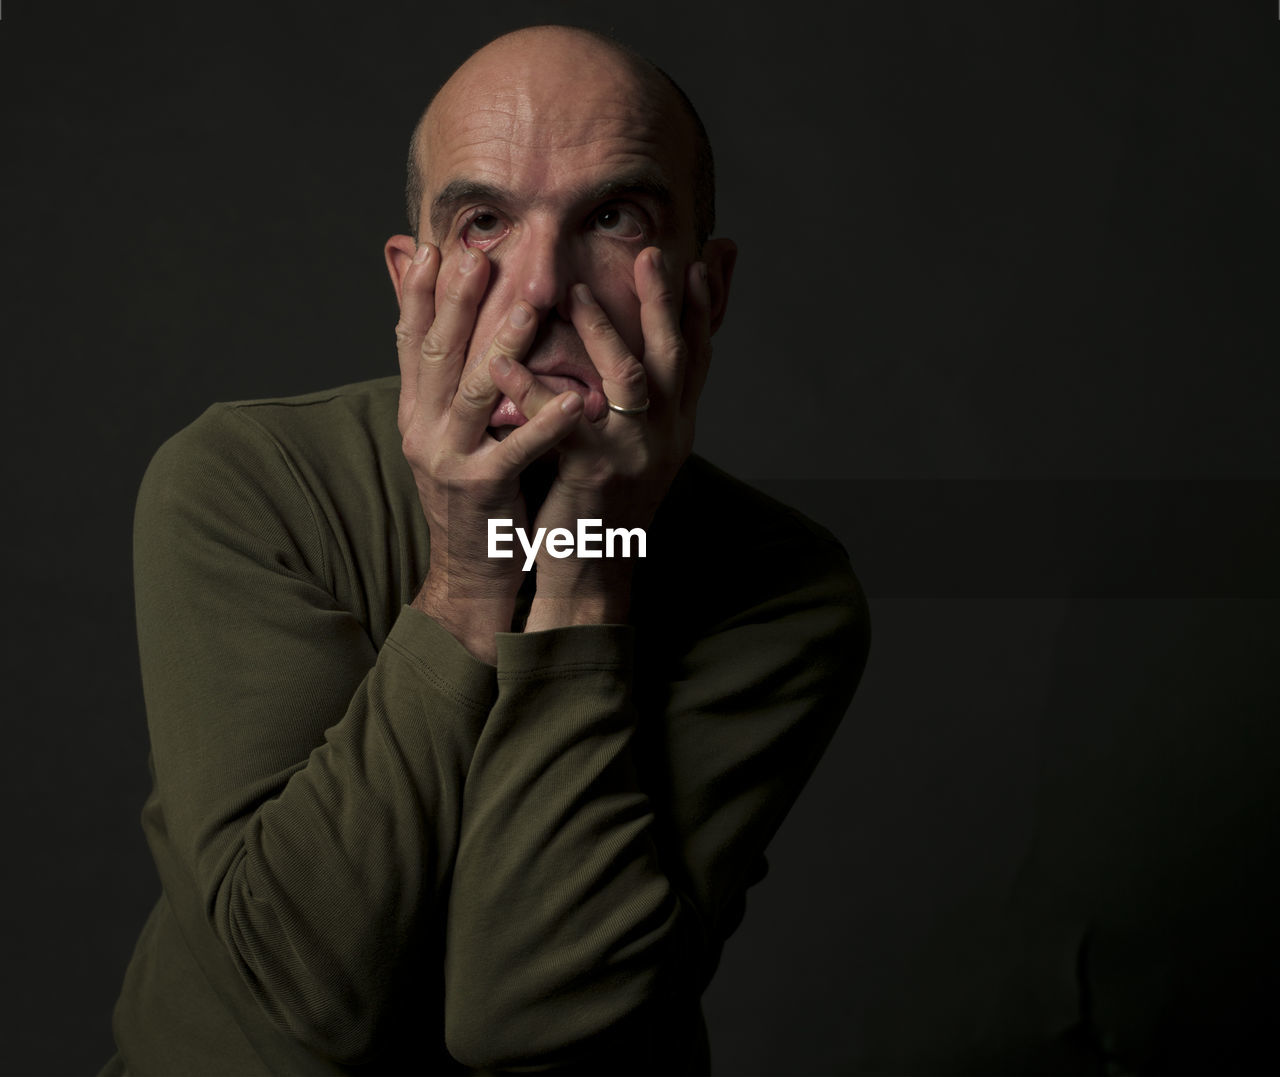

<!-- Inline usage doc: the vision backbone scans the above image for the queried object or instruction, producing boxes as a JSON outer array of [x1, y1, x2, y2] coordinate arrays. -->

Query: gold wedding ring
[[606, 398, 650, 415]]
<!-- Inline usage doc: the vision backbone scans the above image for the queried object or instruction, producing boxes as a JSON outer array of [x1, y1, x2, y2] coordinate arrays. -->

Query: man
[[106, 25, 868, 1075]]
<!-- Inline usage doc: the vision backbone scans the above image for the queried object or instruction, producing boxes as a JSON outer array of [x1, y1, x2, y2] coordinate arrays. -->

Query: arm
[[443, 511, 868, 1071], [132, 236, 649, 1066], [441, 245, 869, 1069], [134, 401, 494, 1065]]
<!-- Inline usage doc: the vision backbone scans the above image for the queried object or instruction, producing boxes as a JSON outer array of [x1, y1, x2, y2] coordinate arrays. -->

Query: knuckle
[[455, 379, 492, 412], [662, 333, 689, 363], [418, 329, 451, 364], [488, 333, 521, 360], [443, 271, 475, 306], [612, 363, 648, 396], [401, 427, 425, 463], [394, 323, 417, 349]]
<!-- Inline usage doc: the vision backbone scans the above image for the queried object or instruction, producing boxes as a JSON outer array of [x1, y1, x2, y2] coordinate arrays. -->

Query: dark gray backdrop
[[3, 1, 1278, 1073]]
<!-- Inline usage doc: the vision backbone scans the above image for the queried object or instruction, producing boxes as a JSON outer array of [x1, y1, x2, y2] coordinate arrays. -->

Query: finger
[[416, 247, 490, 420], [679, 260, 713, 412], [636, 247, 689, 405], [442, 301, 541, 453], [568, 282, 649, 414], [394, 243, 440, 432], [494, 392, 584, 474], [489, 353, 561, 427]]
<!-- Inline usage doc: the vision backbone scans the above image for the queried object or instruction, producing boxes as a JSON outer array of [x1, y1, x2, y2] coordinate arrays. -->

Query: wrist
[[524, 593, 630, 631], [412, 569, 517, 665], [525, 561, 633, 630]]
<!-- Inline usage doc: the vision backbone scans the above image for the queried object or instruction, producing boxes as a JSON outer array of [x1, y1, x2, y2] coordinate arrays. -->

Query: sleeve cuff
[[385, 604, 498, 712], [495, 624, 635, 681]]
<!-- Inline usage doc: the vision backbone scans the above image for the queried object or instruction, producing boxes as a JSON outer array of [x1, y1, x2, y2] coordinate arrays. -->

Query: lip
[[488, 367, 608, 428]]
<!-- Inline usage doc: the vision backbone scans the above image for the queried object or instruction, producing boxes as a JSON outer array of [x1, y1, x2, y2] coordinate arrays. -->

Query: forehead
[[421, 48, 694, 218]]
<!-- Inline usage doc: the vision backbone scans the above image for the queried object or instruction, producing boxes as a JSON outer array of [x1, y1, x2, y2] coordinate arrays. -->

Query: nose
[[507, 221, 575, 318]]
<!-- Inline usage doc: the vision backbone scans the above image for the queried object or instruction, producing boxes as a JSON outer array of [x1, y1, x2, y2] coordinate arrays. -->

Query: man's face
[[416, 41, 700, 431]]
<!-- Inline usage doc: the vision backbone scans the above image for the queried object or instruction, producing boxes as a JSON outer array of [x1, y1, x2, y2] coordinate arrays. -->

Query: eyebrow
[[428, 170, 674, 241]]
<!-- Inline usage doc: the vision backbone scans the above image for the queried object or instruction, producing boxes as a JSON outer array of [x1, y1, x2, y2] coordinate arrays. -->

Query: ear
[[384, 234, 419, 308], [701, 237, 738, 336]]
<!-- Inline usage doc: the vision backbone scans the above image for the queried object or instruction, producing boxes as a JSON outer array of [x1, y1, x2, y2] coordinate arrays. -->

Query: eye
[[592, 205, 644, 240], [462, 211, 509, 248]]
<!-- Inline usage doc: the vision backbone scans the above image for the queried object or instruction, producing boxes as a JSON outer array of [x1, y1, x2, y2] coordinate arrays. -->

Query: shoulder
[[135, 377, 415, 587], [220, 375, 402, 445], [153, 376, 400, 471], [140, 376, 403, 504]]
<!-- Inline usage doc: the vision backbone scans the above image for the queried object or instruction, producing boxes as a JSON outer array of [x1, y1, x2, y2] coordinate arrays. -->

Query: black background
[[3, 1, 1278, 1073]]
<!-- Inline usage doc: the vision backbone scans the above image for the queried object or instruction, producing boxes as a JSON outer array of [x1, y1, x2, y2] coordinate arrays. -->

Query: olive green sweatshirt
[[107, 376, 868, 1074]]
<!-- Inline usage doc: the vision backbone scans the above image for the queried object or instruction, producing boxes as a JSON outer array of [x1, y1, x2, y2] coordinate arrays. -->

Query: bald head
[[404, 26, 715, 250]]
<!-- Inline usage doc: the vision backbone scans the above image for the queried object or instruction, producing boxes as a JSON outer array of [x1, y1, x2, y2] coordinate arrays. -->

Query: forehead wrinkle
[[419, 44, 695, 241], [432, 69, 670, 147], [450, 110, 669, 156], [427, 108, 675, 210]]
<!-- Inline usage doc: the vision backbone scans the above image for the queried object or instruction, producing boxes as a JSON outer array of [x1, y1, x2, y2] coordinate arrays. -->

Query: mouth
[[487, 370, 607, 431]]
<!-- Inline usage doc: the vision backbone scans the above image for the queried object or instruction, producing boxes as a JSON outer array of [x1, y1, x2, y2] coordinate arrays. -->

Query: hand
[[516, 246, 715, 629], [394, 243, 584, 661]]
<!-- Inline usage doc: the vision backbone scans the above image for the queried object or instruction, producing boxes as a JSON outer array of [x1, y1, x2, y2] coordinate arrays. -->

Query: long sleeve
[[445, 627, 692, 1072], [123, 389, 488, 1071], [443, 464, 869, 1072], [114, 382, 869, 1074]]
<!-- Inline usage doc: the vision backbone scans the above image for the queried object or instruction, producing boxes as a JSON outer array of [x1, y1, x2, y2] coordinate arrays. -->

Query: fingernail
[[491, 353, 512, 374], [460, 249, 479, 274], [572, 283, 592, 304], [560, 392, 583, 414], [650, 248, 666, 274], [696, 261, 709, 286], [413, 244, 430, 265], [510, 304, 532, 328]]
